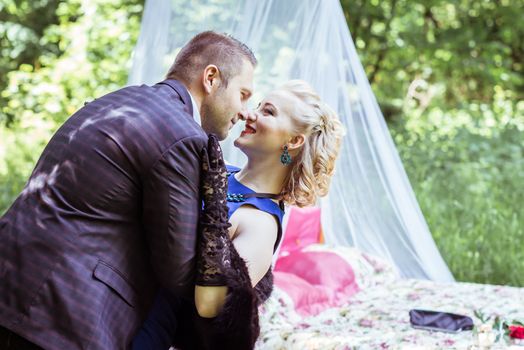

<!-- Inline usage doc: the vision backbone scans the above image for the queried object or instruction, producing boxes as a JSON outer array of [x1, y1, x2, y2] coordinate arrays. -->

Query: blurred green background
[[1, 0, 522, 286]]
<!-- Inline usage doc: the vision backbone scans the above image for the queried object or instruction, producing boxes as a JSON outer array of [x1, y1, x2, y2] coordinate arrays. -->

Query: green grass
[[392, 112, 524, 287]]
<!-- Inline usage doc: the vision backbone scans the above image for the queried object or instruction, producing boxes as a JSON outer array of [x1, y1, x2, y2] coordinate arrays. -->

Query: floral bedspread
[[257, 245, 524, 349]]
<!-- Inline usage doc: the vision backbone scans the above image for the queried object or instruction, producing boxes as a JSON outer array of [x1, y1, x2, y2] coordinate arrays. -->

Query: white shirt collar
[[187, 90, 201, 127]]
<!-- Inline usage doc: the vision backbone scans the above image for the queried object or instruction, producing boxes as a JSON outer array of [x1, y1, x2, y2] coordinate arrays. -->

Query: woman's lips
[[241, 125, 256, 135]]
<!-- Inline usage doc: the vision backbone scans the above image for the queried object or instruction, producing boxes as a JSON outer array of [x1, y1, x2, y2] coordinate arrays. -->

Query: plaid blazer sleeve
[[142, 134, 207, 297]]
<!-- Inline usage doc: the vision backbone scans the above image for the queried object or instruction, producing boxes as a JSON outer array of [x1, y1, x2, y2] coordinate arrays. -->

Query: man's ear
[[287, 134, 306, 152], [202, 64, 221, 94]]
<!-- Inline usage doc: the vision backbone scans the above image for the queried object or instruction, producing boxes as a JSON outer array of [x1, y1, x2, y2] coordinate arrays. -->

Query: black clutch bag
[[409, 309, 474, 333]]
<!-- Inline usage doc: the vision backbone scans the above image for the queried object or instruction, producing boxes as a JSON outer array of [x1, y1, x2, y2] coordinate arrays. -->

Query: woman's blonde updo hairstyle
[[279, 80, 345, 207]]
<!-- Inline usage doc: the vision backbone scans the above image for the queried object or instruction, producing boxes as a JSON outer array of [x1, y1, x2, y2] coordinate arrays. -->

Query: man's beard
[[201, 91, 230, 140]]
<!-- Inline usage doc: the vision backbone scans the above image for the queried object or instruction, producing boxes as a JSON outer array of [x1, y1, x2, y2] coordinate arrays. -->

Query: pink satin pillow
[[278, 206, 322, 258], [274, 249, 360, 316]]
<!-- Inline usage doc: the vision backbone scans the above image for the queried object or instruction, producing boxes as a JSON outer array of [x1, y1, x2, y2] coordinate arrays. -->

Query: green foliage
[[391, 97, 524, 286], [0, 0, 522, 286], [0, 0, 144, 213], [340, 0, 524, 286], [341, 0, 524, 120], [0, 0, 63, 125]]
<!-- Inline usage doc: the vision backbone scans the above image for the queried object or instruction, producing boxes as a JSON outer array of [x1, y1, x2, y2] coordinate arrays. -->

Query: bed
[[256, 243, 524, 349]]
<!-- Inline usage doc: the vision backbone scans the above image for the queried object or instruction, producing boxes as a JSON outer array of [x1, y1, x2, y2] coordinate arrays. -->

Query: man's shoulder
[[108, 82, 206, 142], [74, 82, 207, 170], [113, 82, 191, 118]]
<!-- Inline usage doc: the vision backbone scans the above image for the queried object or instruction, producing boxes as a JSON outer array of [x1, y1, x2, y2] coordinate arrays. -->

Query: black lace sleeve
[[195, 134, 231, 286], [190, 135, 261, 350]]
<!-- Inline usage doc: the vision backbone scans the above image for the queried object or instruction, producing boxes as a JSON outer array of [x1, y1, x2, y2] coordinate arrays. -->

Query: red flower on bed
[[509, 325, 524, 339]]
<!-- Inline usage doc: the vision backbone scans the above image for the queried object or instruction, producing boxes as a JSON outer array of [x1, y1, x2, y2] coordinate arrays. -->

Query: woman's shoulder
[[232, 205, 279, 240]]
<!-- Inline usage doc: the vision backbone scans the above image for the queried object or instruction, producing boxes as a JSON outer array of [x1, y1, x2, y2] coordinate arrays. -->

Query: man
[[0, 31, 256, 349]]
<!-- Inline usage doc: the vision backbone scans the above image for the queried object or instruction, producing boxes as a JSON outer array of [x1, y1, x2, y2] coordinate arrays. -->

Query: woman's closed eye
[[263, 108, 274, 116], [256, 102, 277, 116]]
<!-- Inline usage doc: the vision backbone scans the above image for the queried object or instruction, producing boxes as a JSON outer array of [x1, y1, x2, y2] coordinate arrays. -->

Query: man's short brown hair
[[166, 31, 257, 87]]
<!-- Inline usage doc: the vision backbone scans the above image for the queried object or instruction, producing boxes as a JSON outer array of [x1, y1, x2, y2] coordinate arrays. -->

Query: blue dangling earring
[[280, 145, 292, 165]]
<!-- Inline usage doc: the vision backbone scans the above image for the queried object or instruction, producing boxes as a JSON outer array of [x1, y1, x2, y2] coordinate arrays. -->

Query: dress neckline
[[229, 172, 256, 194], [228, 171, 283, 209]]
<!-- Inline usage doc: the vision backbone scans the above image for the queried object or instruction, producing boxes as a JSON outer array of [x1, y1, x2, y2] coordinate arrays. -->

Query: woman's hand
[[200, 134, 228, 216]]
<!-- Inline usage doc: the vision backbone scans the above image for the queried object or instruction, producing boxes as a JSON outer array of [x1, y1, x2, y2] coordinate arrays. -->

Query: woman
[[133, 80, 345, 349]]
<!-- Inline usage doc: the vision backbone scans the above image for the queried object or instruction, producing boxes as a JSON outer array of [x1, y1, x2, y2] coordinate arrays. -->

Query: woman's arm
[[195, 207, 278, 318]]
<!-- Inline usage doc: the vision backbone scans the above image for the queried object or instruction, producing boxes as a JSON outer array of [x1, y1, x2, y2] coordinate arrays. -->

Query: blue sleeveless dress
[[225, 165, 284, 252], [132, 165, 284, 349]]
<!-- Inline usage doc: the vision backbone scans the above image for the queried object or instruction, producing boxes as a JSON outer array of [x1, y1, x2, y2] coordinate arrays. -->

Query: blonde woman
[[133, 80, 345, 350]]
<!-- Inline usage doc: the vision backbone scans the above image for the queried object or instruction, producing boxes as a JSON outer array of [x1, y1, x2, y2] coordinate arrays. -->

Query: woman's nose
[[238, 110, 257, 122]]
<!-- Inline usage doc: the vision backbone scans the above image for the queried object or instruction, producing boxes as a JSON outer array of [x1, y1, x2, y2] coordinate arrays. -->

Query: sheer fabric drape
[[128, 0, 454, 282]]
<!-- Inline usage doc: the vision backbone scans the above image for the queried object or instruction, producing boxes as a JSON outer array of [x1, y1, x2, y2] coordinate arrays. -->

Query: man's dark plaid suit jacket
[[0, 79, 208, 349]]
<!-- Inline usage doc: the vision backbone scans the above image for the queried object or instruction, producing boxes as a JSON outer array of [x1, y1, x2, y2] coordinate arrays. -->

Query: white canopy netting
[[128, 0, 454, 282]]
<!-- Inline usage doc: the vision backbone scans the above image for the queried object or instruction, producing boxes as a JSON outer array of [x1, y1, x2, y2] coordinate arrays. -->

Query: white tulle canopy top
[[128, 0, 454, 282]]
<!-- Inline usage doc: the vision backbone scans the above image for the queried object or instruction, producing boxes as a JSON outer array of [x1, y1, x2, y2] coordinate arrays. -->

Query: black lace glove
[[195, 134, 232, 287], [189, 134, 260, 350]]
